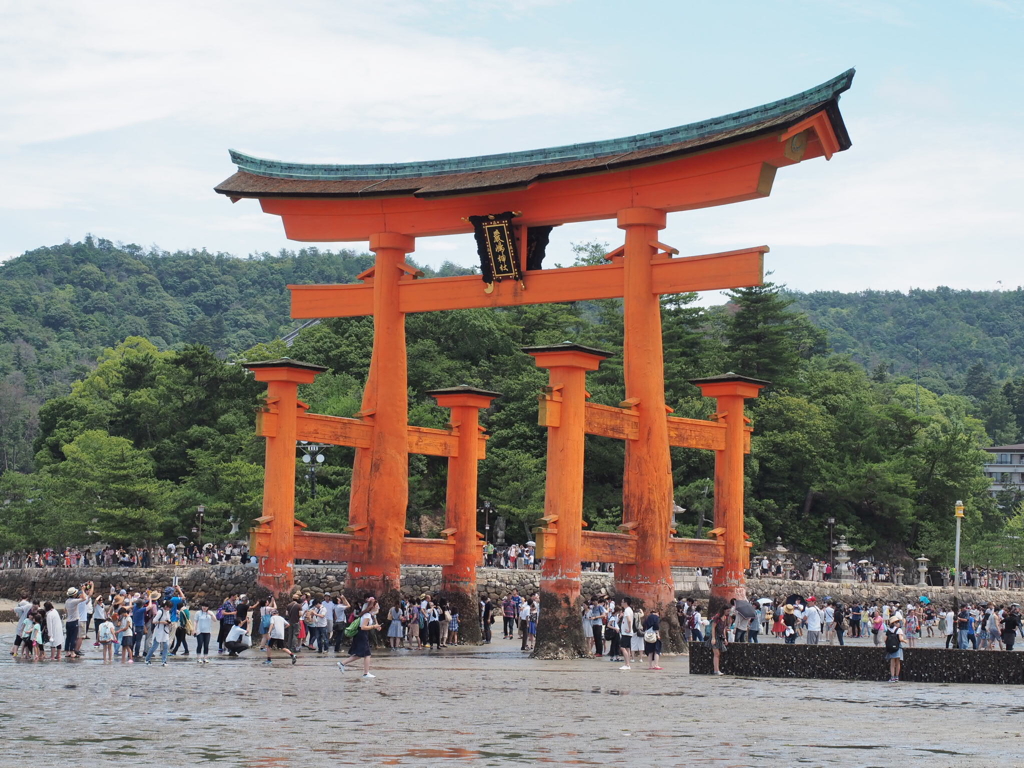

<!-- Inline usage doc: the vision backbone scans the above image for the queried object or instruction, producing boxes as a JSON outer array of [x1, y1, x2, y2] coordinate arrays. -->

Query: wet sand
[[2, 623, 1021, 767]]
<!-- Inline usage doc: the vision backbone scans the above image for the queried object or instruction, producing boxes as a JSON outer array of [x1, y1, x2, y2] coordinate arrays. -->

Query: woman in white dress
[[45, 602, 64, 661]]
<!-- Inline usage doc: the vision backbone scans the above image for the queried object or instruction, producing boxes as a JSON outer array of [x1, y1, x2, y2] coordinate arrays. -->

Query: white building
[[983, 444, 1024, 497]]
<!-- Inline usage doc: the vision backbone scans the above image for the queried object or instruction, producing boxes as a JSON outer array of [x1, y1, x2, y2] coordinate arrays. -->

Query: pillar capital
[[690, 371, 769, 400], [369, 232, 415, 254], [428, 384, 501, 410], [616, 207, 666, 230], [245, 358, 327, 385], [523, 342, 613, 371]]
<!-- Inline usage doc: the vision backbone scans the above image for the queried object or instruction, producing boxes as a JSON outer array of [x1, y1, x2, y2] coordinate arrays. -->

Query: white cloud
[[0, 1, 614, 149]]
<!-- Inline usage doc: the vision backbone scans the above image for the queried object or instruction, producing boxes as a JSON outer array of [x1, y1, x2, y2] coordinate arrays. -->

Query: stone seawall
[[0, 565, 613, 611], [688, 641, 1024, 684]]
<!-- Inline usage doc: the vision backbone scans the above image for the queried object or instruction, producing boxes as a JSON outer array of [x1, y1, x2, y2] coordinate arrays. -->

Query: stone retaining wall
[[688, 641, 1024, 684]]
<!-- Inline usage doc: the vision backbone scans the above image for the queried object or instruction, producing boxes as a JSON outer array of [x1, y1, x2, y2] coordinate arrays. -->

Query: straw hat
[[783, 604, 795, 614]]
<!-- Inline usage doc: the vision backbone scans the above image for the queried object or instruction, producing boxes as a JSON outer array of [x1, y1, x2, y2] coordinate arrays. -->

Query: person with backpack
[[885, 616, 906, 682], [338, 596, 381, 678]]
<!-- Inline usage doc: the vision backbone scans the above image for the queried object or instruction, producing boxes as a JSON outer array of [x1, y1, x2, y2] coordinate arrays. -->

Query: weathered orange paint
[[430, 389, 498, 602], [287, 246, 766, 319], [347, 232, 415, 597], [692, 378, 766, 605], [615, 207, 675, 610], [529, 346, 610, 607], [246, 363, 323, 595]]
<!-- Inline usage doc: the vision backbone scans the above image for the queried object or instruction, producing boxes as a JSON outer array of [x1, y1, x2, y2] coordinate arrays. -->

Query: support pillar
[[615, 207, 675, 610], [691, 373, 767, 610], [347, 232, 415, 599], [429, 385, 500, 644], [245, 359, 327, 597], [525, 342, 611, 659]]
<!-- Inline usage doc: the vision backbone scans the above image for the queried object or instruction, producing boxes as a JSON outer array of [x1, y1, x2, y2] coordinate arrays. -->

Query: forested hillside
[[0, 237, 467, 472], [1, 239, 1023, 568], [790, 288, 1024, 390]]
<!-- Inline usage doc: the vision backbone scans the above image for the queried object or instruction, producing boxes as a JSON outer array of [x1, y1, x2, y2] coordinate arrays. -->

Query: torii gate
[[218, 70, 854, 648]]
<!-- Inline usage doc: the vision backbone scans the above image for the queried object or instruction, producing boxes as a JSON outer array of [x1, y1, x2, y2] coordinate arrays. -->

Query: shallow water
[[2, 629, 1021, 767]]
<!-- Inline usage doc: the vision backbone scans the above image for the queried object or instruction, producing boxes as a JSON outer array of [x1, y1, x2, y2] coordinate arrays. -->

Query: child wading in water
[[98, 614, 117, 662]]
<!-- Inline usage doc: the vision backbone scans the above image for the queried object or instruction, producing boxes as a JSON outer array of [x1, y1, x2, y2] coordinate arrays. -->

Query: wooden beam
[[401, 537, 456, 566], [290, 246, 766, 319], [650, 247, 766, 295], [669, 537, 726, 568], [666, 417, 726, 451], [295, 412, 371, 447], [288, 412, 486, 458], [292, 530, 365, 562], [584, 402, 638, 441], [581, 530, 637, 564]]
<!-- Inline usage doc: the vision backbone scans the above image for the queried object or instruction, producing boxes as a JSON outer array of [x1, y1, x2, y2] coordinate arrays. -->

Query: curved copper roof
[[216, 69, 853, 200]]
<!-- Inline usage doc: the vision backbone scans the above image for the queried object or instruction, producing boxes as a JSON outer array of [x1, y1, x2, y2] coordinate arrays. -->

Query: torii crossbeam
[[218, 69, 855, 647]]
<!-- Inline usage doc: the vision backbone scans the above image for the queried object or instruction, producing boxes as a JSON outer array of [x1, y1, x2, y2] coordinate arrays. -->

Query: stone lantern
[[916, 555, 930, 587], [894, 564, 905, 586], [835, 535, 854, 583]]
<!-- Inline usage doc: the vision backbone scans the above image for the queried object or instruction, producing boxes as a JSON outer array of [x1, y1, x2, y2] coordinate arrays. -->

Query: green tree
[[50, 430, 175, 545]]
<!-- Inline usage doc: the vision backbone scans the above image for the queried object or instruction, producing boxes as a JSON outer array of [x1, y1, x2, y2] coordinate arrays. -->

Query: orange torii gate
[[217, 70, 854, 648]]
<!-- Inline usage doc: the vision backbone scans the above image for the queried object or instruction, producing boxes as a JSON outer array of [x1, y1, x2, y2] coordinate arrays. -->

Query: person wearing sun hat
[[782, 603, 798, 644], [884, 615, 905, 682]]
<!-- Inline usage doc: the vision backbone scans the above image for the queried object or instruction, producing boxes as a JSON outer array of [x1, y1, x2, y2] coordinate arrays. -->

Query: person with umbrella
[[730, 599, 757, 643]]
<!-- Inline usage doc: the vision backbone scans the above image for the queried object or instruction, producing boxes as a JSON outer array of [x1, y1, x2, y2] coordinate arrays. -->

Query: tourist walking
[[387, 602, 405, 649], [944, 606, 956, 649], [338, 597, 381, 678], [45, 602, 64, 661], [782, 604, 797, 644], [833, 603, 846, 646], [216, 593, 238, 654], [1002, 606, 1021, 651], [619, 598, 635, 670], [194, 603, 214, 663], [885, 616, 905, 683], [710, 607, 729, 675], [263, 609, 297, 666], [643, 608, 662, 670], [144, 600, 172, 666]]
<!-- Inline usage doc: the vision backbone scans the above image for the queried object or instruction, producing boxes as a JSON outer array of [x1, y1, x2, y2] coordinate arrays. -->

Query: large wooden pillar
[[347, 232, 415, 598], [245, 359, 327, 596], [526, 343, 611, 659], [692, 373, 767, 608], [429, 385, 499, 644], [615, 207, 675, 610]]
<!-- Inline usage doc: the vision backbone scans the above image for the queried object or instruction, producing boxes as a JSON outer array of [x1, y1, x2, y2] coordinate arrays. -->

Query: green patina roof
[[230, 70, 854, 182]]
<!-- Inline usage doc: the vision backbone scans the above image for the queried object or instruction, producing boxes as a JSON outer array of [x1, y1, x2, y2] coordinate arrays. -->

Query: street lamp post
[[196, 505, 205, 550], [298, 441, 327, 498], [954, 500, 964, 609], [827, 517, 835, 572]]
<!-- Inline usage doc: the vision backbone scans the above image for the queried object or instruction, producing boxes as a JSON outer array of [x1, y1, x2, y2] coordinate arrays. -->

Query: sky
[[1, 0, 1023, 299]]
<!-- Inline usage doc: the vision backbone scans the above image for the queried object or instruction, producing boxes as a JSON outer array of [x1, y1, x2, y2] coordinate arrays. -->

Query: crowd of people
[[1, 543, 252, 570], [481, 543, 536, 569], [751, 554, 1024, 590]]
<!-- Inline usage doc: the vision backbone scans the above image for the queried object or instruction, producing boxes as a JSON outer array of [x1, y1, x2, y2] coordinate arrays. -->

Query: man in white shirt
[[619, 598, 635, 670], [225, 621, 251, 656], [264, 609, 297, 665], [823, 602, 836, 644], [804, 597, 823, 645]]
